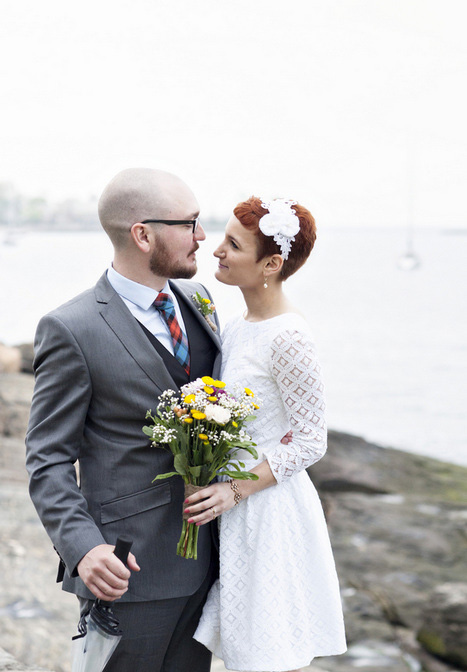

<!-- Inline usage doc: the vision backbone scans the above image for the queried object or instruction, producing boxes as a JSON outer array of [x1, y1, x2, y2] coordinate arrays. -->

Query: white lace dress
[[194, 313, 346, 672]]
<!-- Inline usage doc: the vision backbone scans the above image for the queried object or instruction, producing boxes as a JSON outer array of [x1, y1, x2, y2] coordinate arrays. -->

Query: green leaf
[[152, 472, 179, 481], [189, 465, 202, 478], [203, 447, 213, 463], [218, 471, 259, 480], [229, 445, 258, 460], [142, 426, 155, 437], [174, 453, 189, 476]]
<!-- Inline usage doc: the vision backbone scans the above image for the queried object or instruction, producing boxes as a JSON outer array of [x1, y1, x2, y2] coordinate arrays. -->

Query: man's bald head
[[98, 168, 198, 248]]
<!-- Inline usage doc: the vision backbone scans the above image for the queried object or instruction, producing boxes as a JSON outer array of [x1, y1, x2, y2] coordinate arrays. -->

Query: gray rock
[[17, 345, 34, 375], [417, 583, 467, 668], [396, 628, 459, 672], [0, 374, 34, 437], [1, 376, 467, 672], [313, 638, 423, 672], [0, 345, 21, 374], [308, 430, 467, 671], [0, 646, 54, 671]]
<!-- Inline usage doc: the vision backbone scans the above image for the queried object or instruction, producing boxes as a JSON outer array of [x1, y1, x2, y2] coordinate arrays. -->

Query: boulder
[[0, 646, 53, 671], [417, 583, 467, 668], [0, 344, 21, 374], [1, 381, 467, 672], [0, 374, 34, 437], [18, 344, 34, 374]]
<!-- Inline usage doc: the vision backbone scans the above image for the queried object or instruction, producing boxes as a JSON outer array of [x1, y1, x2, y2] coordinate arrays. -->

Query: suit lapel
[[170, 281, 221, 351], [94, 273, 178, 395]]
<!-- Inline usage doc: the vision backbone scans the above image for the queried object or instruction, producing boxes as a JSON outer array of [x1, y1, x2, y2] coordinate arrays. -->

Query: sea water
[[1, 226, 465, 466]]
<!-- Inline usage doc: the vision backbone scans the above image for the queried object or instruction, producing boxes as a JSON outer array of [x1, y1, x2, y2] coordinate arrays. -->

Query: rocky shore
[[0, 371, 466, 672]]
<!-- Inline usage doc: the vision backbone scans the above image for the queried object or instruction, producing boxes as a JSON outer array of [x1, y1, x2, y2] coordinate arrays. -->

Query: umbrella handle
[[99, 537, 133, 608], [113, 537, 133, 565]]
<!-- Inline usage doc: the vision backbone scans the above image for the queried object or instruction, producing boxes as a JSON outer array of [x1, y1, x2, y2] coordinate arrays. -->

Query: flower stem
[[177, 520, 199, 559]]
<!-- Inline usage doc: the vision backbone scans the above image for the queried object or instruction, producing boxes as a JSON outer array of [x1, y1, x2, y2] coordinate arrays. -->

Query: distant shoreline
[[2, 222, 466, 234]]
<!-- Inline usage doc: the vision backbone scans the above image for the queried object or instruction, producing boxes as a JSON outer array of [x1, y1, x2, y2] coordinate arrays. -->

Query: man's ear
[[130, 223, 152, 253], [263, 254, 284, 279]]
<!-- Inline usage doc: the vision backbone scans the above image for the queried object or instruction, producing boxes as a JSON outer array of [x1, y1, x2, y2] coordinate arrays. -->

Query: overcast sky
[[1, 0, 466, 227]]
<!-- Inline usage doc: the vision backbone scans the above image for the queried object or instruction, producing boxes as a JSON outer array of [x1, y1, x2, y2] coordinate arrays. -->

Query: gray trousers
[[78, 568, 214, 672]]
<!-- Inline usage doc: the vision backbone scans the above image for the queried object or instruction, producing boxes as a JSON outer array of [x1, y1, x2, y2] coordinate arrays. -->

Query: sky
[[1, 0, 466, 227]]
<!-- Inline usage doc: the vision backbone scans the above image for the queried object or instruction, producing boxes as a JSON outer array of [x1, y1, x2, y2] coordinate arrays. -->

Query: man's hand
[[77, 543, 140, 601]]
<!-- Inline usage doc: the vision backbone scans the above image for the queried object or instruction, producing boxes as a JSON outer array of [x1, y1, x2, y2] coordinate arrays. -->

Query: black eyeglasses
[[136, 218, 200, 234]]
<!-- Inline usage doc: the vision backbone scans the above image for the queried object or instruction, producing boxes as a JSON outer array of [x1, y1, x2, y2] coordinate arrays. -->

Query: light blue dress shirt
[[106, 266, 188, 355]]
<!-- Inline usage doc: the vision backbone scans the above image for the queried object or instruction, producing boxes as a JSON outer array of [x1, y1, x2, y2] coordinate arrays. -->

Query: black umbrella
[[71, 538, 133, 672]]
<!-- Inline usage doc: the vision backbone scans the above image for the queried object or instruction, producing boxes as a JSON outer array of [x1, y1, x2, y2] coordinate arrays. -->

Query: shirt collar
[[107, 266, 173, 311]]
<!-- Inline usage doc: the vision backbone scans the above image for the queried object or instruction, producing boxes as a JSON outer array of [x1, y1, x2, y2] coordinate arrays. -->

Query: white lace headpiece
[[258, 198, 300, 260]]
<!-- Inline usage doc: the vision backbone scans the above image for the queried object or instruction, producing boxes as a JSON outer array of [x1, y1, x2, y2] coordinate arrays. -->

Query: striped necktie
[[153, 293, 190, 375]]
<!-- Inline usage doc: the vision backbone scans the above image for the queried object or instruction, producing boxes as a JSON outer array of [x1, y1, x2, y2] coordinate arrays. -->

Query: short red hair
[[233, 196, 316, 280]]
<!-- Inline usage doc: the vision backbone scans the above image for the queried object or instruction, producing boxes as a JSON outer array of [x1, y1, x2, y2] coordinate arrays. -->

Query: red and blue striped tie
[[153, 293, 190, 375]]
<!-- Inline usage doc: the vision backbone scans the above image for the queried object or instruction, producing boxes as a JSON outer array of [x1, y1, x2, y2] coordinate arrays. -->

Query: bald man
[[26, 169, 222, 672]]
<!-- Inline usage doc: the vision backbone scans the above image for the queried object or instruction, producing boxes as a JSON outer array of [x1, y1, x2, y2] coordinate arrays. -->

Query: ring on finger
[[211, 507, 217, 519]]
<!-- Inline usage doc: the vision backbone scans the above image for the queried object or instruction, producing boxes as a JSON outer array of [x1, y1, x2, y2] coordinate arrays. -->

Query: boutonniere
[[192, 291, 218, 333]]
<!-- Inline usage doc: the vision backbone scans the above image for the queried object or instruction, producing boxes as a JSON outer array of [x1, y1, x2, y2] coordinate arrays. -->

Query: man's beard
[[149, 236, 198, 279]]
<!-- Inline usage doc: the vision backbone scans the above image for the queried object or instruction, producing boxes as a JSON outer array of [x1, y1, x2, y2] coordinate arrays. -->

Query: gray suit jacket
[[26, 273, 222, 601]]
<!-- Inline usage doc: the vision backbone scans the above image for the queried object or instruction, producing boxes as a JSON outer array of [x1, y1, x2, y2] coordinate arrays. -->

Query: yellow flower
[[184, 394, 195, 404], [202, 298, 210, 304], [208, 396, 217, 402], [202, 376, 215, 386], [252, 403, 260, 410], [244, 387, 254, 396], [204, 386, 214, 394], [183, 417, 193, 424], [213, 380, 225, 388], [232, 421, 238, 428], [191, 411, 206, 420], [198, 434, 208, 440]]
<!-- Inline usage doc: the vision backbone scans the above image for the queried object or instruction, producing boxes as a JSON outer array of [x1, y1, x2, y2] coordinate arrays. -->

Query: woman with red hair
[[185, 196, 346, 671]]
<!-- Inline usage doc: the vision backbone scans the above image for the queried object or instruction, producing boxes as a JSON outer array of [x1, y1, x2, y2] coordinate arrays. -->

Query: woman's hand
[[184, 482, 235, 526]]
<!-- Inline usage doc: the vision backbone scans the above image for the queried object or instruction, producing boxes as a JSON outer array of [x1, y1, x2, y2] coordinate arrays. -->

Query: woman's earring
[[263, 274, 268, 289]]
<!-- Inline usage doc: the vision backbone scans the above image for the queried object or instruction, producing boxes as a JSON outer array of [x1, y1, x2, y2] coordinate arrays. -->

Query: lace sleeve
[[266, 328, 327, 483]]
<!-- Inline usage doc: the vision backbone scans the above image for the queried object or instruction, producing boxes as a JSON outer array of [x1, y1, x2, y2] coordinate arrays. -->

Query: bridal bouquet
[[143, 376, 260, 559]]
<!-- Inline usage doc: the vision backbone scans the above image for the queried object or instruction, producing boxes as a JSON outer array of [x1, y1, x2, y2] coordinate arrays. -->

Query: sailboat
[[398, 151, 421, 271], [397, 235, 420, 271]]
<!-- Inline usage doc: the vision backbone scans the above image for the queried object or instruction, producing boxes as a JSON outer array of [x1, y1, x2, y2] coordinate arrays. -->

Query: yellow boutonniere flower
[[244, 387, 254, 396], [198, 434, 208, 440], [184, 394, 195, 404], [213, 380, 225, 388], [202, 376, 215, 386], [204, 386, 214, 394], [191, 410, 207, 420], [208, 396, 217, 402], [183, 417, 193, 424], [192, 293, 217, 332]]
